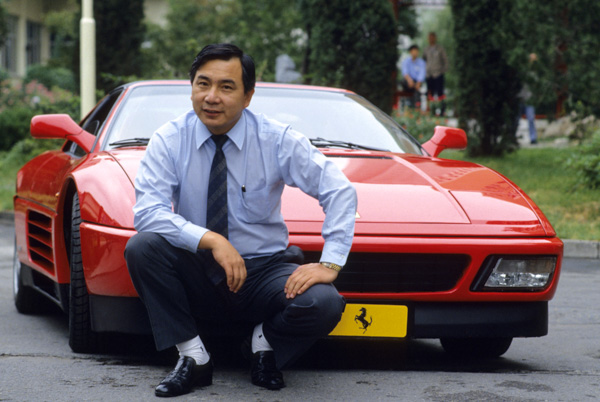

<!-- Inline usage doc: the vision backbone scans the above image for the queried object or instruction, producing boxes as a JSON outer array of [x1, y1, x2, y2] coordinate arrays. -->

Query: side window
[[80, 88, 124, 134], [69, 88, 124, 156]]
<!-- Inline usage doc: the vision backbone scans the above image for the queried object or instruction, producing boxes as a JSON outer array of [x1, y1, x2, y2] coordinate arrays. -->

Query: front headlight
[[473, 256, 558, 291]]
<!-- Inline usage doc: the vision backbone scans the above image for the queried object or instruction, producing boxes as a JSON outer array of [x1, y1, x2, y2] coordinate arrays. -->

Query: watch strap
[[320, 261, 343, 272]]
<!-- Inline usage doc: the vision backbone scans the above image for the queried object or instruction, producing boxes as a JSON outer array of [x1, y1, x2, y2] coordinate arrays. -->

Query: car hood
[[112, 149, 553, 238]]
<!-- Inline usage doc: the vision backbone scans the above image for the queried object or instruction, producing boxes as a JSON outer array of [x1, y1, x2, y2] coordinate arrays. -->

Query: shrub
[[25, 64, 76, 92], [0, 106, 37, 151], [95, 0, 145, 93], [1, 137, 63, 170], [300, 0, 399, 114], [394, 110, 448, 143], [450, 0, 520, 156], [0, 79, 80, 151], [568, 129, 600, 189], [35, 85, 81, 118]]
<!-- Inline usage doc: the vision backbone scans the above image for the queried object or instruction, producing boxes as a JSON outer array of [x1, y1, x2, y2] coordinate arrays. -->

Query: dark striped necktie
[[206, 135, 229, 238]]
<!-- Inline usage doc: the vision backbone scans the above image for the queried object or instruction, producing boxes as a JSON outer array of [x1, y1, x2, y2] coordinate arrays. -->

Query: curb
[[562, 239, 600, 260], [0, 211, 14, 224], [0, 210, 598, 260]]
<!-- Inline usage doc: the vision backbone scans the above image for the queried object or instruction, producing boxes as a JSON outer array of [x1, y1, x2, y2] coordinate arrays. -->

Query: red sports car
[[13, 81, 562, 358]]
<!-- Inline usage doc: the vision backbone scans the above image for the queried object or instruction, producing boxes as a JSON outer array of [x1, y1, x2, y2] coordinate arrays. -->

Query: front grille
[[304, 252, 470, 293]]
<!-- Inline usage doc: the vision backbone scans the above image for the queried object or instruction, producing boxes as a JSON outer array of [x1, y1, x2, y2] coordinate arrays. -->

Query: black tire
[[68, 193, 100, 353], [13, 236, 48, 314], [440, 337, 513, 359]]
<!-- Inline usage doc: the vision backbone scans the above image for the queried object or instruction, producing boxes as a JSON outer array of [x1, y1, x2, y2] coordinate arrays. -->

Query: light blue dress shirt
[[401, 56, 426, 83], [133, 108, 357, 266]]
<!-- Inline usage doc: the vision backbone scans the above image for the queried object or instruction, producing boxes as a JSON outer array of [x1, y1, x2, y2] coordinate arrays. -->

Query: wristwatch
[[320, 261, 343, 272]]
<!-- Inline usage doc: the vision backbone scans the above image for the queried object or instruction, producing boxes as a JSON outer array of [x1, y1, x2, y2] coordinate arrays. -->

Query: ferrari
[[13, 81, 563, 357]]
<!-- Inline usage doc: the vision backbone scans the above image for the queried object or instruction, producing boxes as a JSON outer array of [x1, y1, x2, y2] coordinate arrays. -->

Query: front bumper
[[411, 301, 547, 338], [89, 293, 547, 339]]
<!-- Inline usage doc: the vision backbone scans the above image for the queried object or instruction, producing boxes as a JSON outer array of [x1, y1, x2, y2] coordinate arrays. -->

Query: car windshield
[[104, 85, 191, 148], [105, 84, 423, 155]]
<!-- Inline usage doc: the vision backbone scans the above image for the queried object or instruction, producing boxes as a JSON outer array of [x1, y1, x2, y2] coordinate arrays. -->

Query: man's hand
[[199, 232, 246, 293], [415, 81, 422, 90], [284, 263, 339, 299], [404, 75, 415, 88]]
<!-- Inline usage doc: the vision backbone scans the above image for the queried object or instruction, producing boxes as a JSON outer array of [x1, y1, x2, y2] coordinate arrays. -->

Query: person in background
[[423, 32, 448, 116], [401, 45, 426, 108], [517, 53, 539, 145]]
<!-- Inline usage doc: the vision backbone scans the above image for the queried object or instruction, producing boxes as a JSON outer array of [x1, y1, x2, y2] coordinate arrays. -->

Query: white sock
[[176, 335, 210, 365], [251, 322, 273, 353]]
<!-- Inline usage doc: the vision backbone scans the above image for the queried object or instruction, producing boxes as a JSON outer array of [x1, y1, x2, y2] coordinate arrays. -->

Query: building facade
[[1, 0, 73, 77], [0, 0, 167, 78]]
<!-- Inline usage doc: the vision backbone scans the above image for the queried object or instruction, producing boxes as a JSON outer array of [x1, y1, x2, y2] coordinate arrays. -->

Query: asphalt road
[[0, 221, 599, 401]]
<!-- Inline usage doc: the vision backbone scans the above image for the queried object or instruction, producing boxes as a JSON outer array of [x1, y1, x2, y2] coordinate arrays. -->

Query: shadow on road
[[27, 307, 536, 375]]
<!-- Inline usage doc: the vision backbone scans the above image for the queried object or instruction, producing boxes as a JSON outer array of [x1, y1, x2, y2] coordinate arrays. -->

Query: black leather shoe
[[251, 351, 285, 390], [155, 356, 213, 397]]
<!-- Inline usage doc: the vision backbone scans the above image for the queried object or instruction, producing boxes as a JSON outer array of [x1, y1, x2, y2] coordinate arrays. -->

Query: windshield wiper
[[108, 137, 151, 148], [309, 137, 389, 152]]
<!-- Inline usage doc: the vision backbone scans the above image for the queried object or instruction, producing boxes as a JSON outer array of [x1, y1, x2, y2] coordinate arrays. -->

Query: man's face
[[428, 33, 436, 45], [410, 48, 420, 59], [191, 58, 254, 135]]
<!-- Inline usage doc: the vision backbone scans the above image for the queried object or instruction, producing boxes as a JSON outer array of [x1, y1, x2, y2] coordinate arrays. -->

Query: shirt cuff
[[320, 241, 351, 267], [179, 221, 209, 253]]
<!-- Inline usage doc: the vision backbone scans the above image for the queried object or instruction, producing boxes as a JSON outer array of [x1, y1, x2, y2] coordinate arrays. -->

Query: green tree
[[0, 0, 8, 49], [147, 0, 302, 81], [396, 3, 418, 38], [511, 0, 600, 118], [299, 0, 399, 113], [146, 0, 416, 113], [450, 0, 521, 156], [229, 1, 303, 81], [43, 0, 79, 72], [45, 0, 145, 93], [149, 0, 233, 79], [94, 0, 145, 92], [563, 2, 600, 116]]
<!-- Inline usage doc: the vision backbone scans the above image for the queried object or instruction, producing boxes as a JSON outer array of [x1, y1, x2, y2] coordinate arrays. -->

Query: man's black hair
[[408, 44, 419, 52], [189, 43, 256, 94]]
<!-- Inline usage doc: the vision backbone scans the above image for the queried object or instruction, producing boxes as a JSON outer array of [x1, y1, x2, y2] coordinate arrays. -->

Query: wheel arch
[[41, 178, 78, 312], [59, 179, 78, 273], [68, 153, 136, 228]]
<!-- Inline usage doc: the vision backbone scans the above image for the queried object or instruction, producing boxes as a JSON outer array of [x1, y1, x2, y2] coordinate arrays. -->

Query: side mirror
[[422, 126, 467, 157], [30, 114, 96, 153]]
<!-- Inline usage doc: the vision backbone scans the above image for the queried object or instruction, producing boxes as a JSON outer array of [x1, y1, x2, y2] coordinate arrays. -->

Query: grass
[[1, 142, 598, 241], [0, 153, 19, 212], [443, 147, 600, 241], [0, 139, 63, 211]]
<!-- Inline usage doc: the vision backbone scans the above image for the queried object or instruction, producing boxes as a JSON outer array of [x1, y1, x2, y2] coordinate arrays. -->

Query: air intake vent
[[304, 252, 469, 293], [27, 210, 54, 273]]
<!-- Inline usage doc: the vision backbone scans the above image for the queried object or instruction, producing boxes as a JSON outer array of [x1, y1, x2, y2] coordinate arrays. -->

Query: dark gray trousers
[[124, 232, 345, 369]]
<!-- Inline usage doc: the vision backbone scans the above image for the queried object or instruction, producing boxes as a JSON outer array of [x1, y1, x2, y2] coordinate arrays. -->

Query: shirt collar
[[195, 110, 246, 150]]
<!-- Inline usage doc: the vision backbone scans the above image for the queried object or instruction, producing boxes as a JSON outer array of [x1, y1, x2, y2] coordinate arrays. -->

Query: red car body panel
[[72, 148, 564, 302], [14, 81, 563, 344], [74, 152, 137, 228]]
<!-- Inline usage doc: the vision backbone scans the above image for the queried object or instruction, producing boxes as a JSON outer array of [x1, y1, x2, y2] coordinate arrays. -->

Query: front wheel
[[440, 337, 513, 359], [68, 193, 101, 353]]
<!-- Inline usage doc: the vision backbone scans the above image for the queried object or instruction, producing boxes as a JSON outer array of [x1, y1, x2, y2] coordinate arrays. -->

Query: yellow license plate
[[329, 303, 408, 338]]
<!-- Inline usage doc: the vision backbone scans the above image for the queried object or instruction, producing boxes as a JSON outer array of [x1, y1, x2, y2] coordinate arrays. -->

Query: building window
[[26, 20, 42, 66], [1, 15, 18, 73]]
